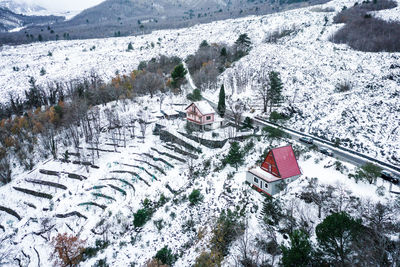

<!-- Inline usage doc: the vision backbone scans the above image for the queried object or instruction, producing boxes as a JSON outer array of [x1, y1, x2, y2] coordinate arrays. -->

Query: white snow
[[1, 0, 398, 165], [371, 0, 400, 22], [0, 95, 398, 266], [1, 0, 400, 266], [191, 100, 215, 115]]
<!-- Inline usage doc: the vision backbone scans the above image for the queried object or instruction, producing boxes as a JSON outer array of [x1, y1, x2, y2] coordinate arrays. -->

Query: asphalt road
[[253, 117, 366, 167], [253, 116, 400, 177], [203, 96, 400, 179]]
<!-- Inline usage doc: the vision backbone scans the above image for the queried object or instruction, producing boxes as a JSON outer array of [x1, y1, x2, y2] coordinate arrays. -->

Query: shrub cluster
[[186, 35, 251, 90], [188, 189, 204, 205], [330, 0, 400, 52], [265, 25, 299, 43], [335, 80, 352, 92], [82, 239, 110, 261], [195, 209, 244, 266]]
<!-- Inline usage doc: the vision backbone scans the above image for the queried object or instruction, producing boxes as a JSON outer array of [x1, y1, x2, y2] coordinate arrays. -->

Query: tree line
[[0, 53, 187, 186], [0, 34, 254, 186], [330, 0, 400, 52]]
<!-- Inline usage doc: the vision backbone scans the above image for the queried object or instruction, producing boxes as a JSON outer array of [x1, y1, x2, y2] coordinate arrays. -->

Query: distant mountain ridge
[[0, 0, 45, 15], [0, 6, 64, 32], [0, 0, 328, 44], [0, 7, 21, 31]]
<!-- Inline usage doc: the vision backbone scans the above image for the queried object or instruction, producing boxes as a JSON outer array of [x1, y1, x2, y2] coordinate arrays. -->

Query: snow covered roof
[[161, 109, 179, 116], [151, 111, 164, 118], [261, 145, 301, 179], [185, 101, 215, 115], [249, 166, 282, 183]]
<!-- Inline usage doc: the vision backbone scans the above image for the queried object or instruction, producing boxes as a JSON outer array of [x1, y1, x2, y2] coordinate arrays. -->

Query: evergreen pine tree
[[281, 229, 314, 267], [220, 47, 227, 57], [225, 142, 243, 171], [171, 63, 187, 87], [217, 84, 226, 117], [40, 67, 46, 76], [133, 208, 150, 228], [127, 42, 133, 51], [188, 189, 204, 205], [268, 71, 283, 112], [155, 246, 176, 265], [25, 77, 43, 108], [316, 212, 363, 265], [171, 64, 187, 80], [260, 195, 282, 225], [261, 126, 286, 146], [241, 117, 253, 130], [187, 89, 202, 101], [235, 33, 251, 48], [199, 40, 209, 48], [352, 163, 382, 184]]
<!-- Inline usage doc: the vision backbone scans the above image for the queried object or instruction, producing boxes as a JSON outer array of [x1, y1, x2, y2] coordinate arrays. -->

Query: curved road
[[203, 96, 400, 179]]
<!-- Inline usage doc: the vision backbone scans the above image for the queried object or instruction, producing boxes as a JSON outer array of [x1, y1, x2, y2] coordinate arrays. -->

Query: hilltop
[[0, 0, 327, 44]]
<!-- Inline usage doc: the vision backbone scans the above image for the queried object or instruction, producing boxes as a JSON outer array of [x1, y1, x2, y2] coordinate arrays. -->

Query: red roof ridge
[[261, 144, 301, 179]]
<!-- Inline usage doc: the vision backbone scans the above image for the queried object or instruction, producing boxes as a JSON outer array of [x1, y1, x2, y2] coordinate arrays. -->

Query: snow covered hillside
[[0, 0, 45, 15], [372, 0, 400, 21], [0, 93, 398, 266], [1, 0, 400, 265], [1, 0, 398, 165]]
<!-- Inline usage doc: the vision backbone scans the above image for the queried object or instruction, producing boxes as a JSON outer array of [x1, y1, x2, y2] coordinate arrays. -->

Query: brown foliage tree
[[146, 258, 168, 267], [51, 233, 85, 267]]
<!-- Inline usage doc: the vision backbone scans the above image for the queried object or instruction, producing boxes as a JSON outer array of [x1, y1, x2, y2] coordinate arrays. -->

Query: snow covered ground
[[0, 92, 399, 266], [1, 0, 399, 166], [371, 0, 400, 21], [1, 1, 400, 265]]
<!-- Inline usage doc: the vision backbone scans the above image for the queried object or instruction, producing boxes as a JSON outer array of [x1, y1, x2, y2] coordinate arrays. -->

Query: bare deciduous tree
[[192, 61, 220, 89], [234, 218, 259, 266], [138, 110, 149, 142], [0, 152, 12, 185], [89, 107, 101, 158], [134, 72, 164, 98], [40, 124, 58, 159], [256, 70, 270, 113], [67, 125, 80, 152], [228, 99, 244, 130], [0, 234, 13, 266]]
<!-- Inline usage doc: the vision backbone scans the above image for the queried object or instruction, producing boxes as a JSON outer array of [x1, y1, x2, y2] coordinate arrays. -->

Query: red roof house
[[185, 101, 224, 130], [246, 145, 301, 195]]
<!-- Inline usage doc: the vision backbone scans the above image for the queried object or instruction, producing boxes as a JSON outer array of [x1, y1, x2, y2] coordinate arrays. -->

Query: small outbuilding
[[246, 145, 301, 196], [161, 109, 180, 120]]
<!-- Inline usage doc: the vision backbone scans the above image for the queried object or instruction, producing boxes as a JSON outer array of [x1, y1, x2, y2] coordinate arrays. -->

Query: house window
[[206, 116, 211, 120], [253, 177, 259, 183], [268, 164, 272, 172], [264, 183, 268, 188], [192, 106, 195, 112]]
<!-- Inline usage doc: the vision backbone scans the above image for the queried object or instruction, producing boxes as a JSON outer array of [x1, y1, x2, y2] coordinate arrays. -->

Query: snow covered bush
[[188, 189, 204, 206]]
